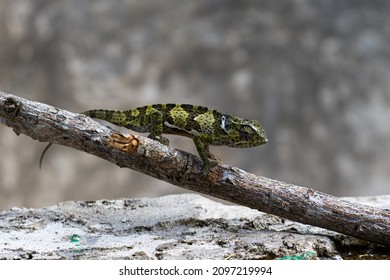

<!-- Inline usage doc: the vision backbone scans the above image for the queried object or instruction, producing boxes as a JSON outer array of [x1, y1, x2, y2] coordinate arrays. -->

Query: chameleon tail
[[40, 110, 129, 168], [39, 142, 53, 169], [82, 110, 128, 127]]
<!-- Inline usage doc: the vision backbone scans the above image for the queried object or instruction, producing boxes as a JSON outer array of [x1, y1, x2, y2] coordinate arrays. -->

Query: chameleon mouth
[[234, 138, 267, 148]]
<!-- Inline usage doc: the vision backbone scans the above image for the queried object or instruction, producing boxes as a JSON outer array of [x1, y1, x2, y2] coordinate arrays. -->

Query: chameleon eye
[[221, 115, 227, 130], [241, 125, 254, 134], [240, 125, 259, 141]]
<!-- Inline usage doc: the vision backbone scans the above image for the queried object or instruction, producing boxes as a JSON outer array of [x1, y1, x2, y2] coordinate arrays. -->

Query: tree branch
[[1, 91, 390, 247]]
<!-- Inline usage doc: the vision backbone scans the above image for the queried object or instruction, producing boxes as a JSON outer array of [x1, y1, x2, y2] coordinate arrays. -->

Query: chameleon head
[[222, 116, 268, 148]]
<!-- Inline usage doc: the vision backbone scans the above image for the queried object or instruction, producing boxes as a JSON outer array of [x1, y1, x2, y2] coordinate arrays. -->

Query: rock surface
[[1, 194, 389, 260]]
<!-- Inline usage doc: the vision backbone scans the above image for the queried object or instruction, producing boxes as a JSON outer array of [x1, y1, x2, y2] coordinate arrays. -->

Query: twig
[[1, 91, 389, 246]]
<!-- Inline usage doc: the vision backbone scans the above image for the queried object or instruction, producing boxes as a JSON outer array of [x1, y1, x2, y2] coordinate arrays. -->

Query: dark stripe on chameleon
[[177, 104, 203, 132], [160, 104, 203, 133], [132, 106, 150, 132]]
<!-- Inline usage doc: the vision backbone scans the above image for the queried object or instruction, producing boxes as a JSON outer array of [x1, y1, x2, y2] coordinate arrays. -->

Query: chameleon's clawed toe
[[207, 153, 221, 163], [201, 159, 219, 176], [148, 133, 170, 146], [158, 136, 170, 146]]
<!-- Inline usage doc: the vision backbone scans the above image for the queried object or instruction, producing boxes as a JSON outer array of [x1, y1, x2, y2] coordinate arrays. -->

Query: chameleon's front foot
[[201, 150, 221, 175], [202, 159, 219, 175], [148, 133, 170, 146]]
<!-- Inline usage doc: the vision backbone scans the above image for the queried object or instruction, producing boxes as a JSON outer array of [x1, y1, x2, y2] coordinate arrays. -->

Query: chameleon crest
[[41, 104, 267, 174]]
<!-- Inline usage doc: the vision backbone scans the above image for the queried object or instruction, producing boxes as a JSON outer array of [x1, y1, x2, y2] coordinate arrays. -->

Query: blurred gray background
[[1, 0, 390, 210]]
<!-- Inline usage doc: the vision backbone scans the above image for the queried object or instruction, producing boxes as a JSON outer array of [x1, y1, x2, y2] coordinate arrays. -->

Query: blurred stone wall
[[1, 0, 390, 209]]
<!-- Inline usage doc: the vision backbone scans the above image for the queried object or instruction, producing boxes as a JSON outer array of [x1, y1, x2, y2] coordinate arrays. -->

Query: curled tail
[[39, 142, 52, 169], [40, 110, 132, 168], [39, 110, 120, 168]]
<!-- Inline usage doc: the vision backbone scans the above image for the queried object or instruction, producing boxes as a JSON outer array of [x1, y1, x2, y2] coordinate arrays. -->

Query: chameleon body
[[81, 104, 267, 174]]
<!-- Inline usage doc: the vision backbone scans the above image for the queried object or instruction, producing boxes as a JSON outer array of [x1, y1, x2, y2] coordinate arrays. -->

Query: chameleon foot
[[202, 159, 219, 175], [148, 133, 170, 146]]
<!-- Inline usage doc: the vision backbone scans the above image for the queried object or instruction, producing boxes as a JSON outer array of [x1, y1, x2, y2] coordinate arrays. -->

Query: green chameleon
[[40, 104, 267, 174]]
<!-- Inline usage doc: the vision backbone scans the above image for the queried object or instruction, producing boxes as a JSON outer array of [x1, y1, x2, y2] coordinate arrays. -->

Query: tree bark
[[1, 91, 389, 246]]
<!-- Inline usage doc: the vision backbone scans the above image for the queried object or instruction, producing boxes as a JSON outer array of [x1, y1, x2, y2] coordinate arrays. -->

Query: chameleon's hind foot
[[148, 133, 170, 146], [155, 135, 170, 146]]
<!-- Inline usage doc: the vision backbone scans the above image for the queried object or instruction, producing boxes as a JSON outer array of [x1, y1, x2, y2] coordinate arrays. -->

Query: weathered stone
[[1, 194, 388, 260]]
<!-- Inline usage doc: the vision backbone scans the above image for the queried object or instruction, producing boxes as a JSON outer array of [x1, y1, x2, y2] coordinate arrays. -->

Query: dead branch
[[1, 91, 389, 246]]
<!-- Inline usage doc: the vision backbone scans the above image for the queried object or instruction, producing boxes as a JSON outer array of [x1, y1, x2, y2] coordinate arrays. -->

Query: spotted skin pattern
[[81, 104, 268, 174]]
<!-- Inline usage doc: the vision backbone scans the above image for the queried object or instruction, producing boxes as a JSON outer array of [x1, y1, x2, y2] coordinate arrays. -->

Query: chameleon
[[40, 104, 268, 174]]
